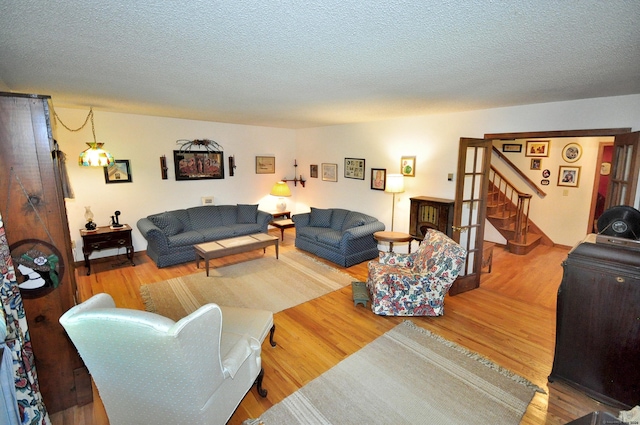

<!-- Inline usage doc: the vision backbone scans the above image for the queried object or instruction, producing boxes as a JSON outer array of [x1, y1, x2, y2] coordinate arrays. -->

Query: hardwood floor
[[50, 230, 620, 425]]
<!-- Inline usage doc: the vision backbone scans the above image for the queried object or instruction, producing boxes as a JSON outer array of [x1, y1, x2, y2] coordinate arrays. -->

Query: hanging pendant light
[[77, 108, 114, 166]]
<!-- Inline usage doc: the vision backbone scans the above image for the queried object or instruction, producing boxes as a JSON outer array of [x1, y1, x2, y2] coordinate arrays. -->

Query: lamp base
[[276, 198, 287, 212]]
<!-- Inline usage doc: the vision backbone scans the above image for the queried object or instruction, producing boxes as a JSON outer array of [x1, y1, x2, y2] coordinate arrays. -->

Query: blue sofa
[[137, 205, 272, 267], [293, 208, 385, 267]]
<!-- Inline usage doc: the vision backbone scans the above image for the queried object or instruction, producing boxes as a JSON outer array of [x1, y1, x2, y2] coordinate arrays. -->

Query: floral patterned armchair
[[366, 229, 466, 316]]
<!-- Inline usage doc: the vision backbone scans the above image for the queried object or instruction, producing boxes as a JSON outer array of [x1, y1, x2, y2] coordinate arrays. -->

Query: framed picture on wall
[[344, 158, 365, 180], [525, 140, 550, 157], [558, 165, 580, 187], [255, 156, 275, 174], [401, 156, 416, 177], [562, 143, 582, 163], [502, 143, 522, 153], [322, 163, 338, 182], [530, 158, 542, 170], [310, 164, 318, 178], [104, 159, 132, 183], [371, 168, 386, 190], [174, 151, 224, 180]]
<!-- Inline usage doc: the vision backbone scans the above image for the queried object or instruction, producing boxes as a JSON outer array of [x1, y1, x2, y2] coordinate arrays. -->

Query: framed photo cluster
[[313, 155, 417, 189]]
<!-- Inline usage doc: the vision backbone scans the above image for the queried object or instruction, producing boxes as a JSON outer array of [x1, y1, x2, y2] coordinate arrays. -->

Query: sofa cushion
[[342, 213, 367, 231], [218, 205, 239, 225], [329, 209, 349, 231], [166, 230, 205, 247], [188, 206, 223, 229], [237, 204, 258, 224], [315, 230, 342, 248], [148, 212, 184, 236], [309, 207, 333, 228]]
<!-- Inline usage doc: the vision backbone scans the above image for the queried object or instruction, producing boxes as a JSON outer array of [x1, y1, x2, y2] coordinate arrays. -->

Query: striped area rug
[[140, 250, 353, 320], [244, 321, 544, 425]]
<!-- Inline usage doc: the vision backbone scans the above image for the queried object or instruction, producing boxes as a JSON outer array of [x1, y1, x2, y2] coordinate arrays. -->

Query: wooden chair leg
[[269, 324, 277, 347], [255, 368, 268, 397]]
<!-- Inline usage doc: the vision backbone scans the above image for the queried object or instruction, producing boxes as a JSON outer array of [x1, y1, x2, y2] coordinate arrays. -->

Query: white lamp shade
[[270, 181, 292, 197], [385, 174, 405, 193]]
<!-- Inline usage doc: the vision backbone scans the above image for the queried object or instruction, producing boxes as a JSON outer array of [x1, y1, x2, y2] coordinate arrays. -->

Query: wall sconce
[[281, 159, 306, 187]]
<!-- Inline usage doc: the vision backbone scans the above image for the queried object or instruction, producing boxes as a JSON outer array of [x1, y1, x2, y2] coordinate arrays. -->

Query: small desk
[[80, 224, 134, 275], [373, 231, 413, 253]]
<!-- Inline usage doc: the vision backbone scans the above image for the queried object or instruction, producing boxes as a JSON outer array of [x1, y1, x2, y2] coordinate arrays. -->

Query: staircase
[[487, 166, 551, 254]]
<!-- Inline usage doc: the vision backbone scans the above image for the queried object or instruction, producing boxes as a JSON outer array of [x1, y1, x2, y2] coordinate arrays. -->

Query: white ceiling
[[1, 1, 639, 129]]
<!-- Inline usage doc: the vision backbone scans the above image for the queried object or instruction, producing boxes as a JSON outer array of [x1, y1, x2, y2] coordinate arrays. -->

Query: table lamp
[[270, 181, 292, 212]]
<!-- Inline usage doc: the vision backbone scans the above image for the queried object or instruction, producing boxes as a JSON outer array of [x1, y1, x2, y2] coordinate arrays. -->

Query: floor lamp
[[385, 174, 405, 231]]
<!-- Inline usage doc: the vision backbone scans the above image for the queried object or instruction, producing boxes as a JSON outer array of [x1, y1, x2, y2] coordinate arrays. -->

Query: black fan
[[597, 205, 640, 240]]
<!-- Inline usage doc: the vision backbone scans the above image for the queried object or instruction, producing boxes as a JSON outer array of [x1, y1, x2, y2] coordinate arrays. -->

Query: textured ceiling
[[1, 1, 639, 128]]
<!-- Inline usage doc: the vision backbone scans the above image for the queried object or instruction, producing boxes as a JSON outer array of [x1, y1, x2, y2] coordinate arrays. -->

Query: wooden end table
[[80, 224, 135, 275], [270, 218, 295, 241], [373, 231, 414, 253], [195, 233, 279, 276]]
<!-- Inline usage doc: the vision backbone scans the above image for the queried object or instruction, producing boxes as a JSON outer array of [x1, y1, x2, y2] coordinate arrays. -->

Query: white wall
[[58, 94, 640, 261], [492, 136, 613, 246], [56, 109, 295, 261], [294, 94, 640, 249]]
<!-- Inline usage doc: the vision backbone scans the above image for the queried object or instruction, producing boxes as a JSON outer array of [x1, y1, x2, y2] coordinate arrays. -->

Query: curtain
[[0, 213, 50, 425]]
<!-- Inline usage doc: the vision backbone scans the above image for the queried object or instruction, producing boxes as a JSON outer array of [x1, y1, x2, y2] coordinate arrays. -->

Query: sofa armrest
[[136, 218, 170, 254], [292, 213, 310, 227], [341, 220, 385, 242], [256, 210, 273, 231]]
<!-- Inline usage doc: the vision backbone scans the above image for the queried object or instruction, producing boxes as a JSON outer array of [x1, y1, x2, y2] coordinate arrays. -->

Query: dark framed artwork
[[502, 143, 522, 153], [371, 168, 386, 190], [255, 156, 275, 174], [525, 140, 550, 157], [104, 159, 132, 184], [310, 164, 318, 178], [344, 158, 365, 180], [173, 150, 224, 180]]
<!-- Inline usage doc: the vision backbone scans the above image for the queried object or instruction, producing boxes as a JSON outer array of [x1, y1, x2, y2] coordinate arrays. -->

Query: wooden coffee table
[[373, 231, 414, 253], [195, 233, 279, 276]]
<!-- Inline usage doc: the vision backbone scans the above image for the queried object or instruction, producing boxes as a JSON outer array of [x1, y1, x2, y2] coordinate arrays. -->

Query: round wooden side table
[[373, 231, 414, 253]]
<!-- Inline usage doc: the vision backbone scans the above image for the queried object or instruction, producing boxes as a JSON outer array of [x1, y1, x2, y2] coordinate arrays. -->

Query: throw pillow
[[342, 215, 366, 231], [309, 207, 333, 227], [237, 204, 258, 224], [149, 213, 184, 236]]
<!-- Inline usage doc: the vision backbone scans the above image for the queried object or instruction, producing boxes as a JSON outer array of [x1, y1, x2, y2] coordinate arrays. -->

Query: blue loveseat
[[137, 205, 272, 267], [293, 208, 385, 267]]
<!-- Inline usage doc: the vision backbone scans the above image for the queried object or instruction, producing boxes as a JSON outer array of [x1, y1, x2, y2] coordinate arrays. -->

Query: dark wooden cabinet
[[0, 93, 90, 412], [548, 234, 640, 408], [409, 196, 454, 239]]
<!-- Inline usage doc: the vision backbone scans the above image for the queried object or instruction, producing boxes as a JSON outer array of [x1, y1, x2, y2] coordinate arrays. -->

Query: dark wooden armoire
[[0, 93, 91, 413], [548, 234, 640, 408]]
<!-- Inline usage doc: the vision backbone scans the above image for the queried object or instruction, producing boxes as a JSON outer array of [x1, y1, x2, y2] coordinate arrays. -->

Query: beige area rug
[[140, 251, 354, 320], [244, 321, 544, 425]]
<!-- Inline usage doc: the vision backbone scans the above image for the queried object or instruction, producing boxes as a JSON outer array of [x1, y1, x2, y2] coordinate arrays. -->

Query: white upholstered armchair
[[60, 293, 264, 425]]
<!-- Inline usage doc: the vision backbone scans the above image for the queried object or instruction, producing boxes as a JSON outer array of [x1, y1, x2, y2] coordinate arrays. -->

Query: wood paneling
[[51, 230, 620, 425], [0, 93, 88, 413]]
